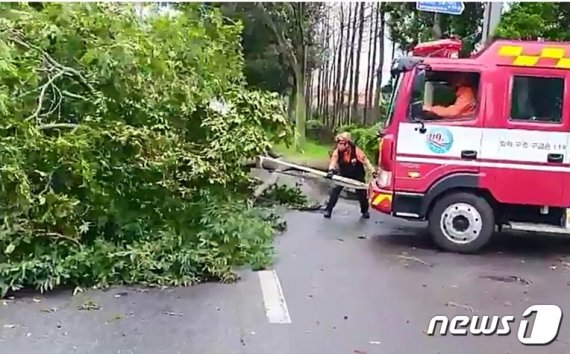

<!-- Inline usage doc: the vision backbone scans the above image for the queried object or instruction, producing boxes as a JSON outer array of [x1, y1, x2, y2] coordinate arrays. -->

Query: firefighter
[[324, 132, 377, 219], [423, 72, 476, 119]]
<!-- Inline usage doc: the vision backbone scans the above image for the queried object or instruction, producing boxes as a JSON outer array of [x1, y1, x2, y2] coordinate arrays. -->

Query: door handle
[[461, 150, 477, 160], [547, 153, 564, 163]]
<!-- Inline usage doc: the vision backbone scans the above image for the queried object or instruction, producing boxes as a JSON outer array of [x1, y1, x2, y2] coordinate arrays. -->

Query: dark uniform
[[324, 134, 376, 219]]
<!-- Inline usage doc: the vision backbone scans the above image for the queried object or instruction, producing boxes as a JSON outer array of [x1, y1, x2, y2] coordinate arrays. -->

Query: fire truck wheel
[[428, 192, 495, 253]]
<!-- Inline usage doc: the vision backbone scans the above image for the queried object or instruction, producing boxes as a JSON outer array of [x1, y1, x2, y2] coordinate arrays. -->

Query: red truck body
[[368, 39, 570, 253]]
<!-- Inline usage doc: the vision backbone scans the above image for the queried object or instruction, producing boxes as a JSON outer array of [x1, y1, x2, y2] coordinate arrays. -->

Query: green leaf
[[5, 244, 15, 255]]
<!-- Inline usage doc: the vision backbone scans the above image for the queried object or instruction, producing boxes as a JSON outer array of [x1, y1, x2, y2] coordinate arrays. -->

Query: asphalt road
[[3, 177, 570, 354]]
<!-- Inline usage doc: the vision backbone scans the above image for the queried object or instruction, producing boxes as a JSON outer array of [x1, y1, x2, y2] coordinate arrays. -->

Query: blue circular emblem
[[426, 127, 454, 154]]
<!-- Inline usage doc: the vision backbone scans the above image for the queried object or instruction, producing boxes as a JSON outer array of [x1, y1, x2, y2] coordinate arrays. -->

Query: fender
[[392, 172, 480, 219], [419, 173, 479, 217]]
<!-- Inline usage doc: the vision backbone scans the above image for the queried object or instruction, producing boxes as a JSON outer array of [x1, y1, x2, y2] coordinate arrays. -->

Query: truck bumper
[[368, 182, 393, 215]]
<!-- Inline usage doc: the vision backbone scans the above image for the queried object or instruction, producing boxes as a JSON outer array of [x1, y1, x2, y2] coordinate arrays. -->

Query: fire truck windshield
[[384, 74, 402, 127]]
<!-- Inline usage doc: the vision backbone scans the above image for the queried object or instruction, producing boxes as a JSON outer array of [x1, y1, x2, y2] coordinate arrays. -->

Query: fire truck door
[[394, 69, 483, 195]]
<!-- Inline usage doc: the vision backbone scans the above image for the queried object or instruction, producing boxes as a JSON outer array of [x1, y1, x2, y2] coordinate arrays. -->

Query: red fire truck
[[368, 38, 570, 253]]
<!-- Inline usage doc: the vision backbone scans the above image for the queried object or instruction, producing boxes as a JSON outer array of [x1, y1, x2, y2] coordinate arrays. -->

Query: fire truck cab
[[369, 38, 570, 253]]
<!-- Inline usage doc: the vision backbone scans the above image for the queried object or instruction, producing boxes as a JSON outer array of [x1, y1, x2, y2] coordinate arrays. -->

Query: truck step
[[507, 222, 570, 235]]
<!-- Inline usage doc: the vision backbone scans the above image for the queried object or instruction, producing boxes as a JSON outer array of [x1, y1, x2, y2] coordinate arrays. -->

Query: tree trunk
[[364, 3, 382, 124], [333, 5, 345, 128], [352, 2, 365, 124], [319, 12, 330, 120], [287, 88, 296, 122], [305, 70, 313, 123], [346, 2, 358, 124], [339, 4, 353, 126], [373, 6, 386, 120], [432, 13, 442, 39], [316, 57, 324, 118], [326, 28, 337, 127], [294, 70, 306, 150], [364, 3, 376, 125]]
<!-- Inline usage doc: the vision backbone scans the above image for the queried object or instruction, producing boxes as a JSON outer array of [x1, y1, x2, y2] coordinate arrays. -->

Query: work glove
[[326, 169, 335, 179]]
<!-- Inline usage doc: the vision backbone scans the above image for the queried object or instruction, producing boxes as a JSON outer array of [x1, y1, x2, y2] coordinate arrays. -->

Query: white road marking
[[257, 270, 291, 324]]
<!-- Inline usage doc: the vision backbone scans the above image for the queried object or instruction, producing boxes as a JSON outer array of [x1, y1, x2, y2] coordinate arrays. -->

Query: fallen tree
[[0, 3, 293, 296]]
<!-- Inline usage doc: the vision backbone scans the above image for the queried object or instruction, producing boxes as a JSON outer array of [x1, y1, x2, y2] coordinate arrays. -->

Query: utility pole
[[481, 2, 503, 43]]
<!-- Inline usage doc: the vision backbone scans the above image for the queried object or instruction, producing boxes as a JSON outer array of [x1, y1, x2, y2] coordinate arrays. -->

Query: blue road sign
[[416, 2, 465, 15]]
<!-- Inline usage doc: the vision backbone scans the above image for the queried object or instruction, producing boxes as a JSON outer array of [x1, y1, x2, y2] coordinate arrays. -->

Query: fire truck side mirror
[[411, 101, 423, 120]]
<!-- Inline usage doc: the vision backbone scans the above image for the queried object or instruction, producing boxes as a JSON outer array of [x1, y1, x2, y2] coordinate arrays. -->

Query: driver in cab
[[423, 73, 476, 119]]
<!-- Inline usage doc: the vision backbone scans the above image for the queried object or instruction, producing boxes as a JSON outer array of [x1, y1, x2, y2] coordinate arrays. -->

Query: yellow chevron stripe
[[513, 55, 540, 66], [498, 45, 570, 68], [541, 47, 565, 59], [371, 193, 392, 206], [556, 58, 570, 69], [498, 45, 523, 57]]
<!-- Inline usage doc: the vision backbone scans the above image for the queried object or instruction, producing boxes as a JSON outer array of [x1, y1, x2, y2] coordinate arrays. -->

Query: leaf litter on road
[[73, 287, 84, 296], [397, 252, 432, 267], [478, 274, 531, 285], [446, 301, 475, 313], [106, 313, 124, 324], [78, 300, 100, 311], [40, 307, 57, 313], [161, 311, 183, 317]]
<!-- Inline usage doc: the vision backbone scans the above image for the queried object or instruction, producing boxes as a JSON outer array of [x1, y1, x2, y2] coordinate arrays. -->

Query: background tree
[[254, 3, 325, 149], [494, 2, 570, 41]]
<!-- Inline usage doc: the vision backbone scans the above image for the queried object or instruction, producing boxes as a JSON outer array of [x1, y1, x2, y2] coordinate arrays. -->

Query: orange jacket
[[329, 146, 374, 173], [424, 86, 476, 118]]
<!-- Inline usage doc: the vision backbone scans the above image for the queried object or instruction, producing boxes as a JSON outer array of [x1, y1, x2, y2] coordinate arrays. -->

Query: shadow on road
[[372, 225, 570, 259]]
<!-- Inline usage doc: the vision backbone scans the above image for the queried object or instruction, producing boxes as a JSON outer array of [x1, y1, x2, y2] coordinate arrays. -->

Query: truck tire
[[428, 192, 494, 253]]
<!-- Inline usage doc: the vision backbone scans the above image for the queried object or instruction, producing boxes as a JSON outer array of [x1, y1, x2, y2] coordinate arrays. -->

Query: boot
[[361, 211, 370, 219], [323, 209, 332, 219]]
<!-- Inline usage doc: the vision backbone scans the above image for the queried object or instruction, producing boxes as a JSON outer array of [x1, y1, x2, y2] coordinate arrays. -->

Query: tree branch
[[32, 228, 82, 248], [255, 3, 300, 74], [42, 231, 82, 247], [8, 32, 96, 93], [25, 70, 65, 121], [38, 123, 80, 130]]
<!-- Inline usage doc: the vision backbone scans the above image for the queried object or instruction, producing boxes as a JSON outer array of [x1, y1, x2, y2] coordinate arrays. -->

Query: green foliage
[[257, 184, 320, 211], [219, 2, 326, 149], [0, 3, 292, 296], [218, 3, 289, 94], [494, 3, 570, 41], [219, 2, 325, 96], [336, 123, 381, 163], [306, 119, 324, 129]]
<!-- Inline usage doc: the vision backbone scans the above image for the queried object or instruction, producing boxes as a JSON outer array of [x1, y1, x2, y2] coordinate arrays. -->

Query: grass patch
[[274, 140, 332, 167]]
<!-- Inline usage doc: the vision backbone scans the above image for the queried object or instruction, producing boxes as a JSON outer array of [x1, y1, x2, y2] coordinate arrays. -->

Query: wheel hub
[[440, 203, 483, 244]]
